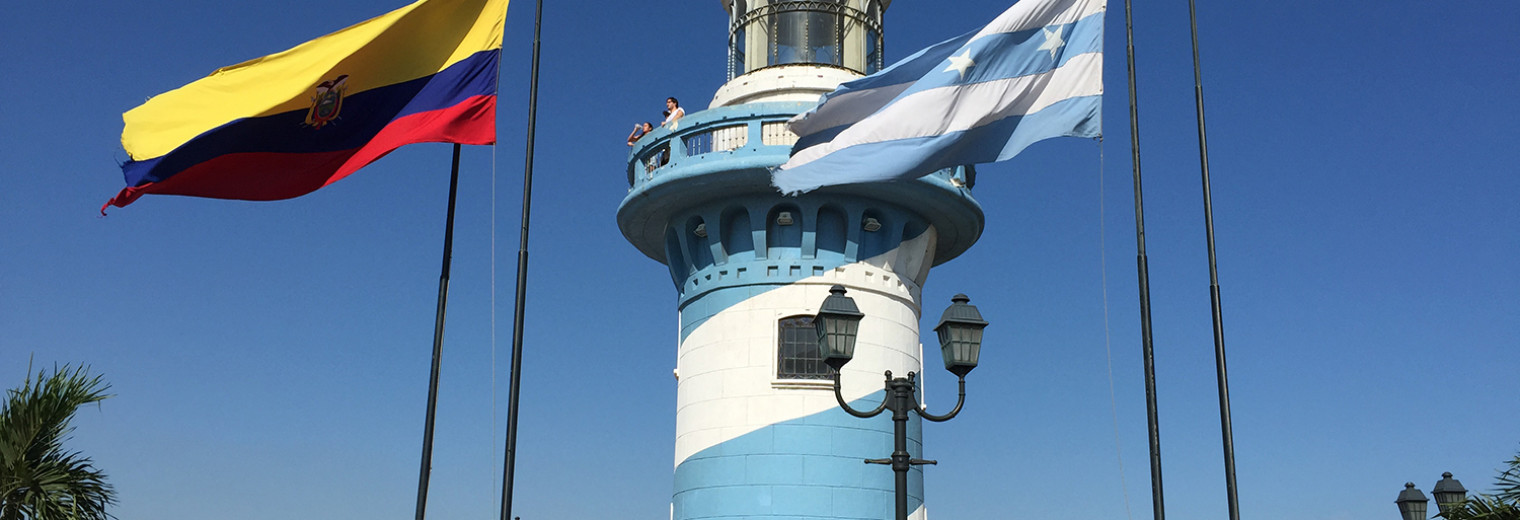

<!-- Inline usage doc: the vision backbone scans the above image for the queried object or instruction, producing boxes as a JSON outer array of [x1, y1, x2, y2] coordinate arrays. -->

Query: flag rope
[[489, 96, 500, 507], [1098, 139, 1137, 520], [489, 7, 505, 505]]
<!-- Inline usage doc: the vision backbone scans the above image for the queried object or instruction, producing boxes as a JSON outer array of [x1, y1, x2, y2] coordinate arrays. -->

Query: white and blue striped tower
[[618, 2, 984, 519]]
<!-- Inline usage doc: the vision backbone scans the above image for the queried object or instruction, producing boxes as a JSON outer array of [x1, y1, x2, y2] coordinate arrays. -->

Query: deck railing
[[625, 101, 974, 190], [627, 102, 812, 189]]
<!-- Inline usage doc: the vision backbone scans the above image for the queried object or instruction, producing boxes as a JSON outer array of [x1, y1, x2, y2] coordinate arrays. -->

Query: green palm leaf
[[0, 364, 115, 520], [1439, 449, 1520, 520]]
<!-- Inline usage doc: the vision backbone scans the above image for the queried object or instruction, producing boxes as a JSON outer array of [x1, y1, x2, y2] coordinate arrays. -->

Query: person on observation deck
[[662, 97, 685, 127], [627, 121, 654, 146]]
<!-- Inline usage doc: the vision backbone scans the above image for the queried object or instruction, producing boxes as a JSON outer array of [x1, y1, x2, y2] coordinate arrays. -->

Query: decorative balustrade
[[627, 102, 805, 188], [625, 101, 974, 191]]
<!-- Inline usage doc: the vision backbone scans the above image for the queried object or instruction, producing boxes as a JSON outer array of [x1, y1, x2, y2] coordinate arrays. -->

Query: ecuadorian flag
[[105, 0, 508, 212]]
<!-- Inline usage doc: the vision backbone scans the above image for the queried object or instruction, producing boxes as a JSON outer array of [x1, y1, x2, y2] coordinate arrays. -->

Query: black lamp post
[[1396, 483, 1429, 520], [1432, 472, 1469, 515], [1398, 472, 1468, 520], [813, 285, 989, 520]]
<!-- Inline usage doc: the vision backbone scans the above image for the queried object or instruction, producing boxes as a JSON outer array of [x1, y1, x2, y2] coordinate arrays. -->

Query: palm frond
[[0, 364, 115, 520], [1495, 453, 1520, 505], [1438, 449, 1520, 520]]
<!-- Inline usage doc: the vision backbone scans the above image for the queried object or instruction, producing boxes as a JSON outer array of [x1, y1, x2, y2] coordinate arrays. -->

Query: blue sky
[[2, 0, 1517, 519]]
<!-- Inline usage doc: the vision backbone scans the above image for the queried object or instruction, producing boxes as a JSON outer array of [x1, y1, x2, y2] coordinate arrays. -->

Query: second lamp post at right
[[1396, 472, 1469, 520], [812, 285, 990, 520]]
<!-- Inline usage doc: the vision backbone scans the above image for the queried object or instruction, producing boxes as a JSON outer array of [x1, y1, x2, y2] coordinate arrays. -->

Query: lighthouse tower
[[617, 2, 984, 519]]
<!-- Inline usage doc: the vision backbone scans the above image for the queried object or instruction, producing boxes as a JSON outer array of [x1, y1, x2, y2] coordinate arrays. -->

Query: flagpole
[[414, 143, 464, 520], [1121, 0, 1167, 518], [1184, 1, 1241, 519], [499, 0, 542, 519]]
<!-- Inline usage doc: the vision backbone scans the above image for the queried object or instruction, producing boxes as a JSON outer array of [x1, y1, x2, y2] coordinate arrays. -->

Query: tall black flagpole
[[414, 143, 463, 520], [499, 0, 542, 518], [1184, 1, 1241, 518], [1122, 0, 1167, 518]]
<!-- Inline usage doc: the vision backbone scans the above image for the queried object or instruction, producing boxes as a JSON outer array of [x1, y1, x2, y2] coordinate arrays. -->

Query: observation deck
[[616, 101, 986, 278]]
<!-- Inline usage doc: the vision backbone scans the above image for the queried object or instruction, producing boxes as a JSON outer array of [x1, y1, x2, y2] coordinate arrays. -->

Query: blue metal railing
[[623, 101, 974, 191], [626, 102, 810, 189]]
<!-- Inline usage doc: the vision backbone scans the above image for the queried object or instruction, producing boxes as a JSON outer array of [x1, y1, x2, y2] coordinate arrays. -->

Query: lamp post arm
[[915, 376, 966, 423], [833, 371, 888, 418]]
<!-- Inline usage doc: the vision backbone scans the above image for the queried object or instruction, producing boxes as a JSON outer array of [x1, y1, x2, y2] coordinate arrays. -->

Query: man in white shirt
[[663, 97, 685, 127]]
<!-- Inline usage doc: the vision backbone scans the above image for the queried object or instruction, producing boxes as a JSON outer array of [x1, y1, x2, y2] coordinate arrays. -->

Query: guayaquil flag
[[104, 0, 509, 213], [771, 0, 1103, 195]]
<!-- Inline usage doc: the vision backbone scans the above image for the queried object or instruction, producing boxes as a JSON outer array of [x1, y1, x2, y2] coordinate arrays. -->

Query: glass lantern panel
[[1434, 492, 1464, 512], [773, 10, 805, 65], [967, 328, 982, 363], [1400, 502, 1427, 520], [806, 10, 840, 66]]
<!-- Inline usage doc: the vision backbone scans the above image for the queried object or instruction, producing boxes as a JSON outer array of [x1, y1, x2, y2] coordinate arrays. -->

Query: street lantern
[[933, 294, 988, 377], [1432, 472, 1468, 514], [1396, 482, 1429, 520], [817, 290, 990, 520], [815, 285, 864, 371]]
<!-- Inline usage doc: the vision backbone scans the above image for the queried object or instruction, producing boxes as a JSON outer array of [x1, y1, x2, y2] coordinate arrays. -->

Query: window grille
[[778, 315, 835, 380]]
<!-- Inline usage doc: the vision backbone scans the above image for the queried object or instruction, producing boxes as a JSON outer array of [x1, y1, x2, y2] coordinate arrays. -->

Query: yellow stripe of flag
[[123, 0, 507, 161]]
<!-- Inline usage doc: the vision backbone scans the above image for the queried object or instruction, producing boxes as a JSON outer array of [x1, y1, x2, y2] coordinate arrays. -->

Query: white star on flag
[[944, 50, 976, 80], [773, 0, 1106, 195], [1037, 25, 1066, 58]]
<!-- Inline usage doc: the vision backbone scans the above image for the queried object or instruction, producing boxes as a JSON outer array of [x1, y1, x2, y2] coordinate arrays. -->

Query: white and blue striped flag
[[772, 0, 1105, 194]]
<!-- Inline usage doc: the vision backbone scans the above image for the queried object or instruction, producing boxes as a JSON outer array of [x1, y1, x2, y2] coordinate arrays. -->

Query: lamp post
[[813, 285, 989, 520], [1432, 472, 1469, 515], [1396, 483, 1428, 520], [1396, 472, 1468, 520]]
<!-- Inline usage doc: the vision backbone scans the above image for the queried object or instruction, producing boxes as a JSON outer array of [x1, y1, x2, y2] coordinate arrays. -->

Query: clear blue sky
[[3, 1, 1517, 519]]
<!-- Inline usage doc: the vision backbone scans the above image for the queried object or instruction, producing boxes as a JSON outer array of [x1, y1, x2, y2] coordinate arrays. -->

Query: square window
[[777, 315, 835, 380]]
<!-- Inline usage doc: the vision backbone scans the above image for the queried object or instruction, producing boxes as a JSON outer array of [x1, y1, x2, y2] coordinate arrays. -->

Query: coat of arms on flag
[[305, 74, 349, 129]]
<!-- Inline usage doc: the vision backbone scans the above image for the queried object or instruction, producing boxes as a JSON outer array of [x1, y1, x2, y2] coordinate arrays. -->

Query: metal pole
[[1122, 0, 1166, 518], [851, 374, 953, 520], [414, 143, 464, 520], [1183, 1, 1240, 518], [891, 384, 910, 520], [499, 0, 542, 518]]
